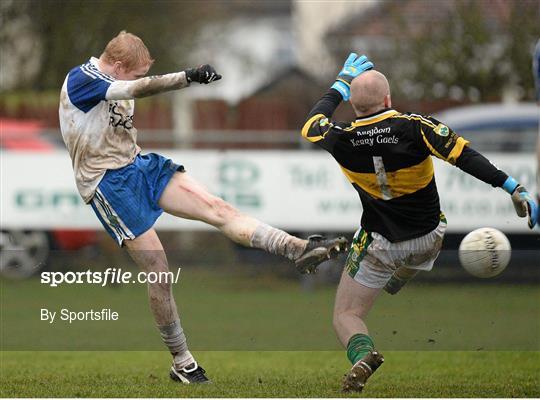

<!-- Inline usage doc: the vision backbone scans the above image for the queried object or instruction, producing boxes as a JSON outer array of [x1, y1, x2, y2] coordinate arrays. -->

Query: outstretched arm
[[106, 64, 221, 100], [66, 64, 221, 113], [454, 146, 508, 187], [426, 122, 537, 228], [107, 72, 188, 99], [416, 116, 537, 229], [456, 147, 537, 229]]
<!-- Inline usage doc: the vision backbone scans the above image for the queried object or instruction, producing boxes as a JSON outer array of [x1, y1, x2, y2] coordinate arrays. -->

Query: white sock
[[174, 350, 195, 369], [250, 223, 306, 260], [158, 319, 188, 354]]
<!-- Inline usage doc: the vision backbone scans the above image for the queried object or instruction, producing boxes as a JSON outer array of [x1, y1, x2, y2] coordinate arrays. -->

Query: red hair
[[100, 31, 154, 71]]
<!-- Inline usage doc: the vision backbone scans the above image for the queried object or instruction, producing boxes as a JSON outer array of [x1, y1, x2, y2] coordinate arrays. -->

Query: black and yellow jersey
[[301, 89, 508, 242]]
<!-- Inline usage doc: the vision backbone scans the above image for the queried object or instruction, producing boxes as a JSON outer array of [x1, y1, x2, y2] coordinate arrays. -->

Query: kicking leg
[[158, 172, 347, 273], [124, 229, 208, 384], [333, 270, 384, 392]]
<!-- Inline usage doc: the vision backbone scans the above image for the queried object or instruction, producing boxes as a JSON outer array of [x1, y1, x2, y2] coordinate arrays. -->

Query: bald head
[[350, 70, 391, 116]]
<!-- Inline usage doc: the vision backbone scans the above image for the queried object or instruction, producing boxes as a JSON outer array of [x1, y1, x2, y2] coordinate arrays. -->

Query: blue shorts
[[90, 153, 184, 246]]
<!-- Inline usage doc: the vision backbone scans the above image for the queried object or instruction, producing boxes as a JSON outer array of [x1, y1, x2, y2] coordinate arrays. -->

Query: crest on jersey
[[319, 118, 330, 127], [434, 123, 450, 137]]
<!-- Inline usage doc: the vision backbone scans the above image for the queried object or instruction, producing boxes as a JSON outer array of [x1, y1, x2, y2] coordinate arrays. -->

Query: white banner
[[1, 150, 536, 233]]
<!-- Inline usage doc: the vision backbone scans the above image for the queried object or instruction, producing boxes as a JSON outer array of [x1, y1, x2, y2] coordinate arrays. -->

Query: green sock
[[347, 333, 374, 364]]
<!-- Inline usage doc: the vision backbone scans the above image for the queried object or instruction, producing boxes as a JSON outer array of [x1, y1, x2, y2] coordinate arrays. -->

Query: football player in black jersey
[[301, 53, 538, 393]]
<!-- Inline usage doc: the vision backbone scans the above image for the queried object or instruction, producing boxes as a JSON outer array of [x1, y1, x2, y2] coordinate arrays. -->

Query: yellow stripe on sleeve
[[391, 113, 437, 129], [301, 113, 326, 143], [420, 127, 445, 160], [447, 137, 470, 164], [394, 114, 468, 164]]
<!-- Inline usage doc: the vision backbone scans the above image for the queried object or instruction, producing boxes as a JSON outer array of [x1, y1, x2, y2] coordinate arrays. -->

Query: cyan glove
[[331, 53, 374, 101], [503, 177, 538, 229]]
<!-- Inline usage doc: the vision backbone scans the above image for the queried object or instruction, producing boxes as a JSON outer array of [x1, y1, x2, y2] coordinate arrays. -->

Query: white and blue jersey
[[59, 57, 185, 245], [59, 57, 140, 203]]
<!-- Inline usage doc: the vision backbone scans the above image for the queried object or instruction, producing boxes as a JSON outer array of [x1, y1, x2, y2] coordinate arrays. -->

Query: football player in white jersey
[[59, 31, 348, 384]]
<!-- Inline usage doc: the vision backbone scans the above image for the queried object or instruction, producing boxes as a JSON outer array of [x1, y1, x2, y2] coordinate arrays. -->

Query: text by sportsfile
[[40, 267, 182, 287]]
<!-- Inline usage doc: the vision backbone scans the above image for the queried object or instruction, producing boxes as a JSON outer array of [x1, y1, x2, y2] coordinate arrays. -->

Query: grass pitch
[[2, 269, 539, 351], [1, 350, 539, 397], [1, 267, 539, 397]]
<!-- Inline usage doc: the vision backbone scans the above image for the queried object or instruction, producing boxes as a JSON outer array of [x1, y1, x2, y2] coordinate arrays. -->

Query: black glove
[[185, 64, 222, 84]]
